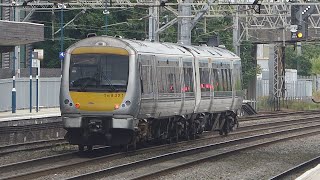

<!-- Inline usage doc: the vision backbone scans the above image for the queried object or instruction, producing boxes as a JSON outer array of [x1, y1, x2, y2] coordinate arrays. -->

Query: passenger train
[[60, 36, 244, 151]]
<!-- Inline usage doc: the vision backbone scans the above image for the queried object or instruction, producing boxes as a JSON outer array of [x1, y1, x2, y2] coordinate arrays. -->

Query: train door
[[180, 58, 196, 115], [197, 58, 211, 113], [138, 54, 157, 118], [230, 60, 235, 110], [211, 60, 233, 111], [155, 56, 182, 116]]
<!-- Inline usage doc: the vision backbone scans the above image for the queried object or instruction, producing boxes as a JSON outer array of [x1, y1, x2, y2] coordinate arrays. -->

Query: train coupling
[[88, 119, 103, 133]]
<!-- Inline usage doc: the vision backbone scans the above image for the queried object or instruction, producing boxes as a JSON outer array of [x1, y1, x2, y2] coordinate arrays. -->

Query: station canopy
[[0, 20, 44, 52]]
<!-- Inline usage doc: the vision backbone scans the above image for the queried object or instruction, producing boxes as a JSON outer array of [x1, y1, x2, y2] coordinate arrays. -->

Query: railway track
[[1, 113, 318, 157], [239, 110, 320, 121], [67, 124, 320, 179], [0, 121, 62, 134], [0, 110, 316, 156], [0, 138, 67, 156], [1, 116, 319, 180]]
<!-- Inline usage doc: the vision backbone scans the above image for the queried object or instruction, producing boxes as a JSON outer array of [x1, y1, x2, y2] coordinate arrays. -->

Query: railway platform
[[296, 164, 320, 180], [0, 108, 61, 126]]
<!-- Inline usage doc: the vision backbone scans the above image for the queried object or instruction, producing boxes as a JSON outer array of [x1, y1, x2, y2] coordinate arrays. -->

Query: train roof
[[69, 36, 240, 60], [121, 38, 193, 56], [181, 45, 239, 60], [122, 38, 239, 60]]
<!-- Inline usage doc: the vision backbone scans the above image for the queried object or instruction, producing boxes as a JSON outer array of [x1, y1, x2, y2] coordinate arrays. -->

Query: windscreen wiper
[[79, 73, 99, 92], [100, 72, 117, 92]]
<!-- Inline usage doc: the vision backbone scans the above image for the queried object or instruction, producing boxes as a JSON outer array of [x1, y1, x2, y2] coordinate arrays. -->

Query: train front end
[[60, 37, 140, 149]]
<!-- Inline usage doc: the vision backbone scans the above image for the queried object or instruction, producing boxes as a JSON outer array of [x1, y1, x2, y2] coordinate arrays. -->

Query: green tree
[[33, 8, 149, 68], [285, 46, 312, 76], [240, 41, 257, 89], [311, 56, 320, 75], [192, 16, 233, 50]]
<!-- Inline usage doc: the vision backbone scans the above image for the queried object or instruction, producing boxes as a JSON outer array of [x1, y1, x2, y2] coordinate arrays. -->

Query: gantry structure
[[1, 0, 320, 109], [2, 0, 320, 44]]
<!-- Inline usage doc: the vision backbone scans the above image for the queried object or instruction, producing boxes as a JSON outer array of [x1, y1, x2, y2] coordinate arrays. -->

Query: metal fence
[[255, 76, 315, 111], [256, 79, 313, 99], [0, 78, 61, 112]]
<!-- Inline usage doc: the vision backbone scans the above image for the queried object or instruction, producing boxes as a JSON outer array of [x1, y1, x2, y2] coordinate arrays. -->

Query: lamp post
[[60, 3, 65, 70], [104, 0, 108, 34], [29, 50, 32, 113], [11, 3, 16, 113]]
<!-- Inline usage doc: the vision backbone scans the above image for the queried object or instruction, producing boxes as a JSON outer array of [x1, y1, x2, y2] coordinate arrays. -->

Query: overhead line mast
[[1, 0, 320, 44], [2, 0, 320, 111]]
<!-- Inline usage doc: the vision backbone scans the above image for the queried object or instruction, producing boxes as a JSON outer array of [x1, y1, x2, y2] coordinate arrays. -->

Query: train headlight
[[75, 103, 81, 109], [114, 104, 119, 110]]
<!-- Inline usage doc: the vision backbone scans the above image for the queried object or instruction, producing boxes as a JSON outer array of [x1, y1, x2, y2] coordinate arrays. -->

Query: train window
[[221, 69, 226, 91], [183, 65, 194, 95], [199, 67, 211, 93], [140, 55, 153, 97], [69, 54, 129, 92], [156, 58, 181, 96], [212, 69, 219, 91], [228, 69, 232, 91]]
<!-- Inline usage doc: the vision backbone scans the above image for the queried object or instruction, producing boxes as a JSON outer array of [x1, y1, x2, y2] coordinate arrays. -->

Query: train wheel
[[219, 130, 223, 135], [190, 134, 196, 140], [132, 142, 137, 151], [131, 137, 137, 151], [175, 126, 179, 143], [78, 145, 84, 151], [87, 145, 93, 151], [184, 121, 189, 141], [223, 120, 230, 136]]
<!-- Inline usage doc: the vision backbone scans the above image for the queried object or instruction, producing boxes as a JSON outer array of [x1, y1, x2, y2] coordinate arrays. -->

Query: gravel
[[155, 133, 320, 180], [0, 144, 77, 166], [34, 122, 320, 179], [1, 113, 319, 179]]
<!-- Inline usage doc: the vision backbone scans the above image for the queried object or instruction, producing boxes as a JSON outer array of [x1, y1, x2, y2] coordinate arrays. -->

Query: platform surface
[[0, 108, 60, 122], [296, 164, 320, 180]]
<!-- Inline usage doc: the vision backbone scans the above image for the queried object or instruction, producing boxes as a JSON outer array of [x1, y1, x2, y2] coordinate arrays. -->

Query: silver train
[[60, 36, 244, 151]]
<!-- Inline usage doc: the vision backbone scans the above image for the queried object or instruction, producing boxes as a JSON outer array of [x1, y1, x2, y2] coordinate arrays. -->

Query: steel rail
[[3, 112, 318, 155], [0, 121, 62, 134], [2, 117, 319, 179], [131, 130, 320, 180], [270, 155, 320, 180], [0, 138, 67, 156], [239, 116, 320, 131], [64, 124, 320, 179], [239, 111, 320, 121]]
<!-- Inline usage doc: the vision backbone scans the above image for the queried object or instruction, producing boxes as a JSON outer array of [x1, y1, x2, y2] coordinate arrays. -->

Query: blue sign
[[59, 52, 65, 59]]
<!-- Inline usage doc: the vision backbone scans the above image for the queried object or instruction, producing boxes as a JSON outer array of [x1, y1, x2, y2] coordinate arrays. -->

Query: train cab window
[[69, 54, 129, 92]]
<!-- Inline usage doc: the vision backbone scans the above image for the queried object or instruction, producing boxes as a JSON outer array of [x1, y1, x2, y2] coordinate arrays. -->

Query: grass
[[256, 96, 320, 111]]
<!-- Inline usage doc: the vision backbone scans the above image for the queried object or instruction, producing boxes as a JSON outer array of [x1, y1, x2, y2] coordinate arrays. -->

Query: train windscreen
[[69, 54, 129, 92]]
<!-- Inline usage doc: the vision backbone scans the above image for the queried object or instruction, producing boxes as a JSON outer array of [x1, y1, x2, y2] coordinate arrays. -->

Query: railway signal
[[290, 4, 315, 41]]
